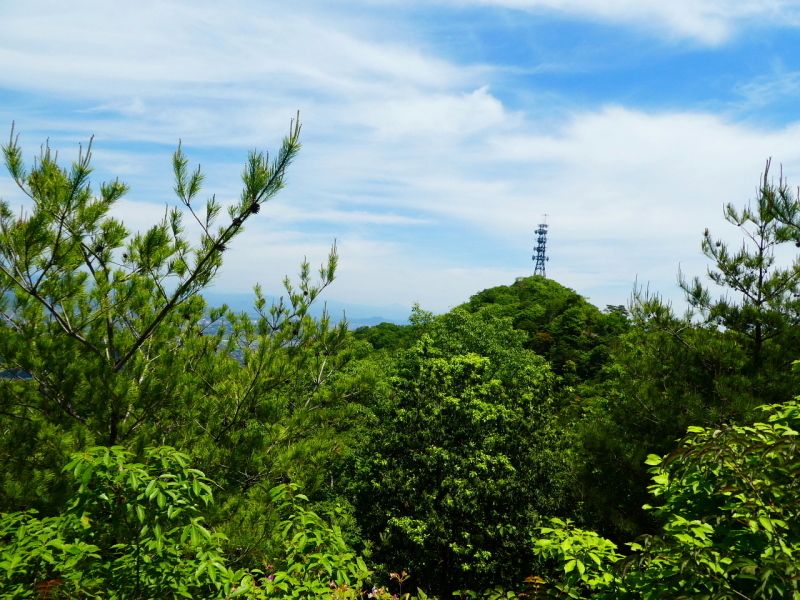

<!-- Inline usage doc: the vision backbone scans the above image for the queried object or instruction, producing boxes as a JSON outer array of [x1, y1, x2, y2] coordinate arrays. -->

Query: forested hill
[[348, 260, 800, 566], [354, 275, 630, 382]]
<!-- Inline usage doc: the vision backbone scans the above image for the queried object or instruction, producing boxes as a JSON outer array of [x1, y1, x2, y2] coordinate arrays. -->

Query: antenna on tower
[[533, 215, 549, 278]]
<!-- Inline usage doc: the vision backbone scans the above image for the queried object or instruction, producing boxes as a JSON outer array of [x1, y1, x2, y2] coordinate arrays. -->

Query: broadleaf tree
[[535, 398, 800, 600], [331, 308, 574, 596]]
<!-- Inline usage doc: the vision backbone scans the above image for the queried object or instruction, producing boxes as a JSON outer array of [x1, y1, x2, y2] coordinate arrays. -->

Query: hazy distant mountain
[[200, 292, 412, 328]]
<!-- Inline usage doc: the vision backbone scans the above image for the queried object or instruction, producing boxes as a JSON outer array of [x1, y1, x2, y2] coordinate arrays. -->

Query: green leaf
[[644, 454, 663, 466], [759, 516, 775, 533]]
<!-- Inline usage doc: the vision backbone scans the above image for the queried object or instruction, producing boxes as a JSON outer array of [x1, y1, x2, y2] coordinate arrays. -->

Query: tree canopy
[[330, 308, 574, 596]]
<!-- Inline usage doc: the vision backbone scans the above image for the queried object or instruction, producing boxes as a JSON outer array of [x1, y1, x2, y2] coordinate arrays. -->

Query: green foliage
[[572, 303, 762, 539], [353, 278, 629, 381], [6, 126, 800, 600], [534, 518, 623, 599], [351, 304, 442, 354], [0, 446, 374, 600], [573, 167, 800, 540], [461, 276, 629, 383], [352, 322, 415, 351], [255, 484, 371, 600], [1, 511, 102, 598], [630, 399, 800, 599], [679, 159, 800, 374], [536, 400, 800, 600], [333, 308, 573, 596], [0, 123, 364, 559], [1, 446, 235, 598]]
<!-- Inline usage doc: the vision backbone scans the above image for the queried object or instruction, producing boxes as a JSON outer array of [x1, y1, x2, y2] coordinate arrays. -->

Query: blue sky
[[3, 0, 800, 318]]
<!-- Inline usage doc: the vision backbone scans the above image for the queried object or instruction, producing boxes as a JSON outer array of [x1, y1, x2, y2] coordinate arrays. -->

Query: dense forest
[[1, 126, 800, 600]]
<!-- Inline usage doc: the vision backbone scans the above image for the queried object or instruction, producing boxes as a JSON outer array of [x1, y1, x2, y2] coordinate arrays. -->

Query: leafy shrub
[[0, 446, 371, 599], [1, 446, 233, 598], [533, 400, 800, 600]]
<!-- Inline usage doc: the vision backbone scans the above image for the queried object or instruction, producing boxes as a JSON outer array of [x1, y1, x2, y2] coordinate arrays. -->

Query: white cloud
[[219, 233, 525, 310], [274, 102, 800, 310], [269, 206, 432, 226], [4, 0, 800, 316], [442, 0, 800, 44], [358, 86, 509, 140], [0, 0, 464, 98]]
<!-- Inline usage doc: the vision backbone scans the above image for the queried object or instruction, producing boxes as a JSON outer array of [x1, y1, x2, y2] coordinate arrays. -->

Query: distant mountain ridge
[[200, 291, 412, 328]]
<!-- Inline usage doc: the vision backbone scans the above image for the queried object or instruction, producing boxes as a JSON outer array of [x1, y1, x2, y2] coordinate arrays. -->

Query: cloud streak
[[437, 0, 800, 44]]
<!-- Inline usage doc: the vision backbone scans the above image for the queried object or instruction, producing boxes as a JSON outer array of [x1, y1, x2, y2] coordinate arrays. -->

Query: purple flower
[[267, 574, 275, 582]]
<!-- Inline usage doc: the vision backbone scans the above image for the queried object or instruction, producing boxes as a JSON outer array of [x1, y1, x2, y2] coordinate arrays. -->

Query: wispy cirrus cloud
[[0, 0, 464, 97], [435, 0, 800, 44], [734, 67, 800, 112]]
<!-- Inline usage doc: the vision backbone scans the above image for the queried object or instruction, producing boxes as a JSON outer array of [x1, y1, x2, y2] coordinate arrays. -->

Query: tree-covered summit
[[460, 275, 630, 381], [354, 276, 629, 383]]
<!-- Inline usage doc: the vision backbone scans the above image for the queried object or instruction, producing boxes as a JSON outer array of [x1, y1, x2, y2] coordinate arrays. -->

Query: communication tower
[[532, 216, 549, 278]]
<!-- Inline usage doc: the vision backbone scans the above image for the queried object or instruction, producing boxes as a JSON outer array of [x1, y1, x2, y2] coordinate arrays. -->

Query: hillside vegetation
[[2, 127, 800, 599]]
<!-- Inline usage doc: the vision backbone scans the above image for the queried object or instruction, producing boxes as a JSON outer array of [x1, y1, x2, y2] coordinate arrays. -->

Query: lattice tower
[[532, 219, 549, 277]]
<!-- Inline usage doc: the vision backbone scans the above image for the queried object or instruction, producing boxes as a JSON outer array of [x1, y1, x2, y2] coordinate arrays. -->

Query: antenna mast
[[533, 215, 549, 278]]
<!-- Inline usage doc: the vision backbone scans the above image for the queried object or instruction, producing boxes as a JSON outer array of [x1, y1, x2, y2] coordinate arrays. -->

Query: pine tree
[[0, 117, 361, 550], [574, 162, 800, 541], [680, 159, 800, 377]]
